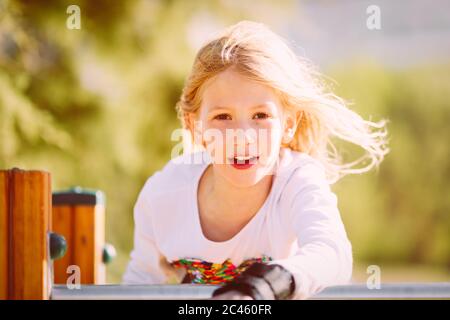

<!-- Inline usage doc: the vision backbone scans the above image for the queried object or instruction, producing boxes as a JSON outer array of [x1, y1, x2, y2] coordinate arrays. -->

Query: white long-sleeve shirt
[[122, 147, 353, 299]]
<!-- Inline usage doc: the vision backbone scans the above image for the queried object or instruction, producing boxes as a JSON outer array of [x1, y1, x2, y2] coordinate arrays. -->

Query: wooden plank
[[73, 205, 96, 284], [0, 171, 9, 299], [52, 205, 73, 284], [52, 189, 106, 285], [10, 169, 51, 300]]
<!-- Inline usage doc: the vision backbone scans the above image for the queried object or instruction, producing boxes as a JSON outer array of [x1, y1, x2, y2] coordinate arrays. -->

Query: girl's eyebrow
[[208, 103, 275, 112]]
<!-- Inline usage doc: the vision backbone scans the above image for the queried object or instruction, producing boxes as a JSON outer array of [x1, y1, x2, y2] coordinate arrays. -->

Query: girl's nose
[[232, 126, 257, 145], [229, 128, 258, 158]]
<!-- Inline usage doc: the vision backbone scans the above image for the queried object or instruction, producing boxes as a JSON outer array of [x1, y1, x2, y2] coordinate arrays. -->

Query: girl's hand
[[209, 290, 254, 300]]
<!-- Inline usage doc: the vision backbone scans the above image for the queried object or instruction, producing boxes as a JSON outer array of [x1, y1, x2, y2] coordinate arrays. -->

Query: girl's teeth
[[232, 156, 259, 164]]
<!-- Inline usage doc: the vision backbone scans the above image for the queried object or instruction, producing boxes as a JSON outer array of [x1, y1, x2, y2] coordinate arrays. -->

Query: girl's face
[[188, 67, 297, 188]]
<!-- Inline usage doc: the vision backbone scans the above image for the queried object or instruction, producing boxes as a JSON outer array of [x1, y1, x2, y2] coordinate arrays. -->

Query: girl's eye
[[213, 113, 232, 120], [253, 112, 270, 120]]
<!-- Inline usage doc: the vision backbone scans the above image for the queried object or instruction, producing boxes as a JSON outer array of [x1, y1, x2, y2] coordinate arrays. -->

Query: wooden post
[[52, 188, 108, 284], [0, 169, 51, 300], [0, 170, 8, 300]]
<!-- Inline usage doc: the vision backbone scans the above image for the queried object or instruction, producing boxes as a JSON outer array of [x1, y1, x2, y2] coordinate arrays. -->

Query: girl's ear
[[184, 111, 206, 148], [184, 112, 199, 136], [282, 110, 301, 144]]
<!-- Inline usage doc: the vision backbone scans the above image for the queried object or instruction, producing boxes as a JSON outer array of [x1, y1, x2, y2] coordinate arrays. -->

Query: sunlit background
[[1, 0, 449, 283]]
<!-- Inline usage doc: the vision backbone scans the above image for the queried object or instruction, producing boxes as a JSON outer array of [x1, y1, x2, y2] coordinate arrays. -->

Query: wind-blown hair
[[176, 20, 389, 184]]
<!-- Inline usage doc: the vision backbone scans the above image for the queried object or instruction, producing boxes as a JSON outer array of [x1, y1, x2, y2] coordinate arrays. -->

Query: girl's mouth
[[230, 155, 259, 170]]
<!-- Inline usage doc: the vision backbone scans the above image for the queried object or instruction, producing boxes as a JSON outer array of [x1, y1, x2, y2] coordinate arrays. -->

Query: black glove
[[212, 262, 295, 300]]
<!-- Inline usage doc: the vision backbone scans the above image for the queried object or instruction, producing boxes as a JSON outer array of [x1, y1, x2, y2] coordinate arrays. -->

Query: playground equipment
[[52, 187, 115, 284], [50, 283, 450, 300], [0, 168, 115, 299], [0, 169, 52, 299], [1, 168, 449, 300]]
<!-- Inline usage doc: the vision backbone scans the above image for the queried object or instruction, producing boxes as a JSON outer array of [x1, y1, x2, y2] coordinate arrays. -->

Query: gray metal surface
[[51, 284, 215, 300], [310, 283, 450, 299], [51, 282, 450, 300]]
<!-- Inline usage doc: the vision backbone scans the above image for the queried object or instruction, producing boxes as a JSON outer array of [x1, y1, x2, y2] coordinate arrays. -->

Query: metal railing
[[51, 283, 450, 300]]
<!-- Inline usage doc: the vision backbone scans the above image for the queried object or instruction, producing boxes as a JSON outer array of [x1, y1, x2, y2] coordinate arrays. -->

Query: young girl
[[122, 20, 389, 300]]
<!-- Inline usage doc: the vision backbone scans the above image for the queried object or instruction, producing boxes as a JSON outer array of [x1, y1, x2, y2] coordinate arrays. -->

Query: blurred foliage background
[[1, 0, 448, 283]]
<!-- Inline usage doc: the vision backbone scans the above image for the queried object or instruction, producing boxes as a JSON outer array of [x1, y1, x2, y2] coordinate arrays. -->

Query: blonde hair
[[175, 20, 389, 184]]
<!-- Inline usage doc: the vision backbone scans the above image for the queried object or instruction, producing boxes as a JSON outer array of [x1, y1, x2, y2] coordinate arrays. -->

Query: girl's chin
[[224, 167, 274, 187]]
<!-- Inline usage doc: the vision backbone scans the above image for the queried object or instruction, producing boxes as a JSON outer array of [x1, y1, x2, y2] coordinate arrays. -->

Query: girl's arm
[[211, 161, 352, 300], [266, 162, 353, 299], [122, 184, 168, 285]]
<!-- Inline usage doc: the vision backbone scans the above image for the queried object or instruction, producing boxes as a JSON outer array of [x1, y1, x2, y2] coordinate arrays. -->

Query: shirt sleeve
[[267, 162, 353, 299], [121, 181, 169, 285]]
